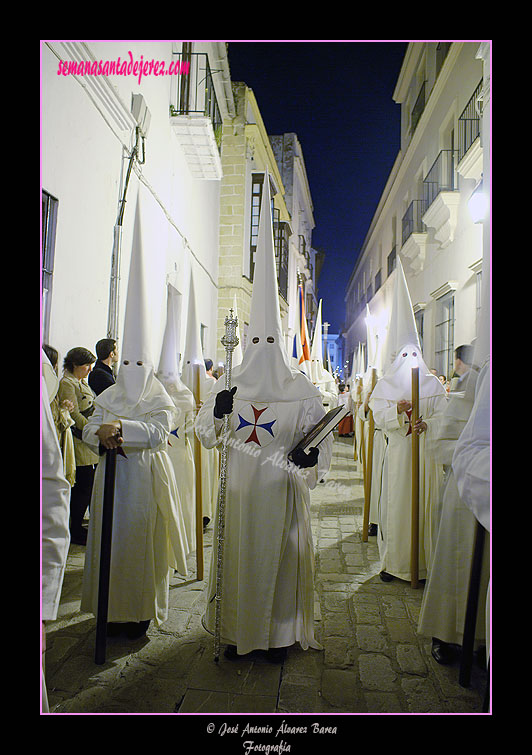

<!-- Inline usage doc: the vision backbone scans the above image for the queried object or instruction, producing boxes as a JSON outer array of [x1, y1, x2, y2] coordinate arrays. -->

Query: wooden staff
[[362, 368, 377, 542], [353, 377, 362, 462], [410, 366, 420, 588], [95, 447, 118, 665], [193, 363, 204, 581], [459, 520, 487, 688]]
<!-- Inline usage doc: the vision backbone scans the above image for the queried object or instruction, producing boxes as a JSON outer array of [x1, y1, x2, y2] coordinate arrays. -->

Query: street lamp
[[468, 178, 489, 224]]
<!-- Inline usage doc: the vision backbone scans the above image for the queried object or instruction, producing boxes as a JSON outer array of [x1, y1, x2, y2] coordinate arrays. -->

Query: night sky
[[225, 40, 408, 334]]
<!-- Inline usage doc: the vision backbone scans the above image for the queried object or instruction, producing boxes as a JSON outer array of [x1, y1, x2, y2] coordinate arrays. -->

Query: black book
[[288, 404, 350, 461]]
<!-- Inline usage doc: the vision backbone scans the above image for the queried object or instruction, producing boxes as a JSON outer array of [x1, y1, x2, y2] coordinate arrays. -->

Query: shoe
[[125, 620, 150, 639], [379, 571, 394, 582], [224, 644, 238, 660], [368, 523, 378, 536], [431, 638, 459, 665], [265, 647, 287, 664]]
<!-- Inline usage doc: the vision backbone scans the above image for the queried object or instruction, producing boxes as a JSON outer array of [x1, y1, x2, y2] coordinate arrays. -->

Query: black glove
[[291, 446, 319, 469], [214, 386, 237, 419]]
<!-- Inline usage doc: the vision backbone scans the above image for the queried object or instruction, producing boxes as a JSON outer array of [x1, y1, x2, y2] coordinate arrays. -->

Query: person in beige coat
[[58, 347, 99, 544]]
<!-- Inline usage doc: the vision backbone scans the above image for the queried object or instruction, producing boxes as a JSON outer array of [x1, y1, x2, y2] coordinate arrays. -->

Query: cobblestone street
[[44, 435, 488, 718]]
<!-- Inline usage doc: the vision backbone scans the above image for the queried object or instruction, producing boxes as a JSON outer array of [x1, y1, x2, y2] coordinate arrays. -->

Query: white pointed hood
[[371, 257, 445, 402], [362, 305, 380, 392], [181, 267, 210, 401], [157, 282, 195, 419], [222, 172, 319, 403], [97, 190, 175, 418], [231, 293, 243, 368], [310, 298, 324, 383], [158, 283, 181, 381], [311, 300, 338, 391]]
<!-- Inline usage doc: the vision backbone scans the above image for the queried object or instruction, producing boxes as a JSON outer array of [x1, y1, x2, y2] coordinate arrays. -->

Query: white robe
[[195, 392, 332, 655], [41, 376, 71, 713], [200, 374, 219, 522], [370, 393, 446, 581], [81, 404, 188, 626], [418, 373, 489, 645], [164, 382, 197, 552], [356, 402, 386, 526]]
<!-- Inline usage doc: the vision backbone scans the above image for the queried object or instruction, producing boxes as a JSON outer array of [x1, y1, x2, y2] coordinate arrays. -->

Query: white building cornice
[[430, 280, 458, 300], [46, 41, 138, 141]]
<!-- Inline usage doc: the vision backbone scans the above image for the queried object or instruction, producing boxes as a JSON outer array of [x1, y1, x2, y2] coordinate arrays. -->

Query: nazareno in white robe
[[81, 401, 189, 626], [201, 374, 219, 522], [356, 398, 386, 527], [159, 379, 197, 553], [370, 393, 446, 581], [195, 387, 332, 655], [418, 371, 489, 646]]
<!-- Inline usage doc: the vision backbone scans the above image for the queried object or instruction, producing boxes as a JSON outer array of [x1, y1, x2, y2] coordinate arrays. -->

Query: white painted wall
[[41, 40, 221, 370]]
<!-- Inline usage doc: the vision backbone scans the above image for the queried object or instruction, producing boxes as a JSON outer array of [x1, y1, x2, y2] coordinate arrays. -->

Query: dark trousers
[[70, 464, 95, 535]]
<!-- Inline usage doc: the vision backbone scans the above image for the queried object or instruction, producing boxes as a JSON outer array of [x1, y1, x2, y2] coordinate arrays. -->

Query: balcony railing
[[402, 199, 428, 245], [170, 52, 222, 149], [458, 80, 482, 162], [423, 150, 458, 210]]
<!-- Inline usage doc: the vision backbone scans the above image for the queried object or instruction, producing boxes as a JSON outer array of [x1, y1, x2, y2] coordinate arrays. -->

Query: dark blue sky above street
[[226, 40, 408, 333]]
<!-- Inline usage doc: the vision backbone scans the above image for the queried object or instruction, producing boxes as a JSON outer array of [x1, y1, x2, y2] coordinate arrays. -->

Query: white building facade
[[344, 42, 489, 379], [270, 133, 318, 341], [42, 40, 234, 368]]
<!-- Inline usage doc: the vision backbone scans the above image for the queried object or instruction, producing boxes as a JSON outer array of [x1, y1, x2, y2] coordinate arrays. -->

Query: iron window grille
[[249, 173, 289, 301]]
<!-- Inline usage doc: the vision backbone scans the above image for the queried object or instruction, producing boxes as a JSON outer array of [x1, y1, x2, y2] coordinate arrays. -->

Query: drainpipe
[[106, 126, 146, 362]]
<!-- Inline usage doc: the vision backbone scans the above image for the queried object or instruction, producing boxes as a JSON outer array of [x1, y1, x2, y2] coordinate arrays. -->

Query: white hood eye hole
[[123, 360, 130, 365], [252, 337, 260, 344], [136, 361, 143, 366], [267, 336, 274, 343], [402, 352, 407, 357], [412, 352, 417, 357]]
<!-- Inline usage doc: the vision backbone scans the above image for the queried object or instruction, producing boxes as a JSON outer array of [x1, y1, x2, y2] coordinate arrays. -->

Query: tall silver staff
[[214, 309, 239, 662]]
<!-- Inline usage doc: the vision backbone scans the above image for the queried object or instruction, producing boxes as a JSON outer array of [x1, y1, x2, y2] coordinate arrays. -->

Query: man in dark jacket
[[88, 338, 118, 396]]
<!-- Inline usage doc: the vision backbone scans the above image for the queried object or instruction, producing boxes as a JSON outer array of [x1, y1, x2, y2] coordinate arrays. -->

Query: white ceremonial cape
[[370, 392, 446, 581], [196, 388, 332, 654], [81, 401, 189, 625]]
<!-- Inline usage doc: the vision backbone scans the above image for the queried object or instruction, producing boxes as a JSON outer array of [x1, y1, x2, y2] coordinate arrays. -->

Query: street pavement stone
[[44, 435, 488, 716]]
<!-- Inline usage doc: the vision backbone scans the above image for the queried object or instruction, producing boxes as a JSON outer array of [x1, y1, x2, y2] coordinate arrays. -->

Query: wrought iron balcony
[[458, 80, 482, 163], [402, 199, 428, 245], [423, 150, 458, 210], [170, 52, 222, 148], [169, 51, 223, 179]]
